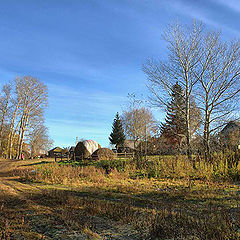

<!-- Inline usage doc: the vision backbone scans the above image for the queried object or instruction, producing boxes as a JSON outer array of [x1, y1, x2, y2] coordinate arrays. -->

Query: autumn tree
[[28, 119, 53, 158], [15, 76, 48, 159], [0, 76, 49, 159], [0, 84, 11, 155], [195, 32, 240, 159], [109, 112, 125, 150], [121, 106, 156, 149], [143, 21, 203, 165]]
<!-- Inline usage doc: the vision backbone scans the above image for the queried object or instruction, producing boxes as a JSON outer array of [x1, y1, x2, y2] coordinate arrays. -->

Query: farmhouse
[[220, 121, 240, 149], [117, 140, 140, 153], [48, 147, 63, 157]]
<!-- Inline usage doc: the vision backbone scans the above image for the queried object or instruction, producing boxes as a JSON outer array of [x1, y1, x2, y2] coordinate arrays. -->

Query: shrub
[[94, 159, 132, 172]]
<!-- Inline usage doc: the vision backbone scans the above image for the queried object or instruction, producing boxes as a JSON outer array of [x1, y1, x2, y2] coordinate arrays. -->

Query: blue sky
[[0, 0, 240, 148]]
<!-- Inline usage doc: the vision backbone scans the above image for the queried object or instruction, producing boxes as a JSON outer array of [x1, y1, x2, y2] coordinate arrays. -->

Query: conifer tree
[[161, 82, 186, 148], [109, 112, 125, 149]]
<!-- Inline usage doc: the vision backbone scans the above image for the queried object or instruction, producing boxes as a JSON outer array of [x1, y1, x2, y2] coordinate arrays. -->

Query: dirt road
[[0, 158, 52, 196], [0, 159, 141, 240]]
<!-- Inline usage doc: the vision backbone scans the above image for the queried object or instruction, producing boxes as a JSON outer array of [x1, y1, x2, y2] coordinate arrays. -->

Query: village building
[[219, 121, 240, 149], [48, 147, 63, 158], [117, 140, 139, 153]]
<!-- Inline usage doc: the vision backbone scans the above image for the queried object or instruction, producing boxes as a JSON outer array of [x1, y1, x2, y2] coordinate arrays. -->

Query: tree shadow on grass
[[20, 160, 52, 167], [21, 188, 240, 240]]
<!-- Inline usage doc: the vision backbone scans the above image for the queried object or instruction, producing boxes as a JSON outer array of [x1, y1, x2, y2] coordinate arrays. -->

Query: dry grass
[[17, 159, 240, 239], [1, 157, 240, 239]]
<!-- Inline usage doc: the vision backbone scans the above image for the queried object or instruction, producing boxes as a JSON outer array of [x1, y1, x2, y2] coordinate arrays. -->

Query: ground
[[0, 158, 142, 239], [0, 158, 240, 239]]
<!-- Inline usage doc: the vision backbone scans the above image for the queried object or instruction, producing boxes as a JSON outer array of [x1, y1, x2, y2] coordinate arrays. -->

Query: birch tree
[[15, 76, 48, 159], [143, 21, 240, 162], [0, 84, 11, 155], [143, 21, 203, 166], [28, 119, 52, 158], [6, 80, 23, 159], [196, 33, 240, 159], [121, 107, 156, 149], [0, 76, 48, 159]]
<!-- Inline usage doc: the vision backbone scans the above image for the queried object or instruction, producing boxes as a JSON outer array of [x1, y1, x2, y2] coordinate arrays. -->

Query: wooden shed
[[48, 147, 63, 158]]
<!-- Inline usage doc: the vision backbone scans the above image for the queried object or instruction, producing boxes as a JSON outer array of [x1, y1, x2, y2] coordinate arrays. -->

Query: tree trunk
[[18, 114, 29, 159], [186, 91, 194, 168], [16, 117, 23, 159], [203, 111, 211, 162], [6, 102, 20, 159], [0, 107, 7, 152]]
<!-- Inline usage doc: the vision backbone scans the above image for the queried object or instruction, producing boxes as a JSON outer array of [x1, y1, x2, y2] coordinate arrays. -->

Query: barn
[[220, 121, 240, 149], [48, 147, 63, 158]]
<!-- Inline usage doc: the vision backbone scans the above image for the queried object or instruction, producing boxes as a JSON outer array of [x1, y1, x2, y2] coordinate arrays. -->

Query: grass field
[[0, 157, 240, 239]]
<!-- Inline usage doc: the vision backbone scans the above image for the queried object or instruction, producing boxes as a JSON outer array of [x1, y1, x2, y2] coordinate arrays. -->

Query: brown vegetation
[[2, 155, 236, 239]]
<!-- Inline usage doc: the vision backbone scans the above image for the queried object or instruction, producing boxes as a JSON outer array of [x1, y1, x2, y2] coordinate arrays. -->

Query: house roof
[[48, 147, 63, 153], [120, 140, 140, 149], [220, 121, 240, 135], [69, 146, 75, 152]]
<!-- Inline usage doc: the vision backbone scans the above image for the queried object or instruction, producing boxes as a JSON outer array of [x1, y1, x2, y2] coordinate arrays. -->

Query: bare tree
[[28, 119, 53, 158], [195, 33, 240, 159], [121, 106, 156, 149], [6, 80, 24, 159], [189, 96, 202, 137], [0, 84, 11, 155], [144, 21, 240, 162], [143, 21, 204, 165], [3, 76, 48, 159], [15, 76, 48, 159]]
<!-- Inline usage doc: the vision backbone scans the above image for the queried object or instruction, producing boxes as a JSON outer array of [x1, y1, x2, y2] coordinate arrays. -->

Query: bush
[[94, 159, 132, 172]]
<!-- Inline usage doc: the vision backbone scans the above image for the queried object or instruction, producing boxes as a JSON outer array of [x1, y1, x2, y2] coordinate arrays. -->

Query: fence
[[54, 153, 70, 162], [116, 152, 134, 158]]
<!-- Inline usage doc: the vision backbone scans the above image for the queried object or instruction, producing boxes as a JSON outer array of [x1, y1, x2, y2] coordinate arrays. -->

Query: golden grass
[[1, 157, 240, 239]]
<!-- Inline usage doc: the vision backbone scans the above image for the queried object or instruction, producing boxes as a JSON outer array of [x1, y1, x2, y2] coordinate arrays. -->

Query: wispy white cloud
[[213, 0, 240, 13], [45, 83, 126, 147], [47, 83, 125, 116], [169, 0, 240, 36]]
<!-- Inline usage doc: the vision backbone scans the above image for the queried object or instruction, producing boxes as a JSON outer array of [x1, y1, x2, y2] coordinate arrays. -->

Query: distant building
[[117, 140, 139, 153], [69, 146, 75, 154], [31, 149, 48, 158], [48, 147, 63, 157], [220, 121, 240, 149]]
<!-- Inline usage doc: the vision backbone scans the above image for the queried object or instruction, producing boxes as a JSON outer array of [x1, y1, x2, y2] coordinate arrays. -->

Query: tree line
[[143, 21, 240, 163], [0, 76, 51, 159], [110, 20, 240, 166]]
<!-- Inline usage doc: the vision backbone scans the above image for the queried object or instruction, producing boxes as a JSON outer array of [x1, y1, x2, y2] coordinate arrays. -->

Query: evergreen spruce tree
[[161, 82, 186, 148], [109, 112, 125, 149]]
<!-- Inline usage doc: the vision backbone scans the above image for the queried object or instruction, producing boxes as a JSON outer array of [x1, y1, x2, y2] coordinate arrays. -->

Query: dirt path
[[0, 159, 83, 240], [0, 158, 51, 196], [0, 159, 142, 240]]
